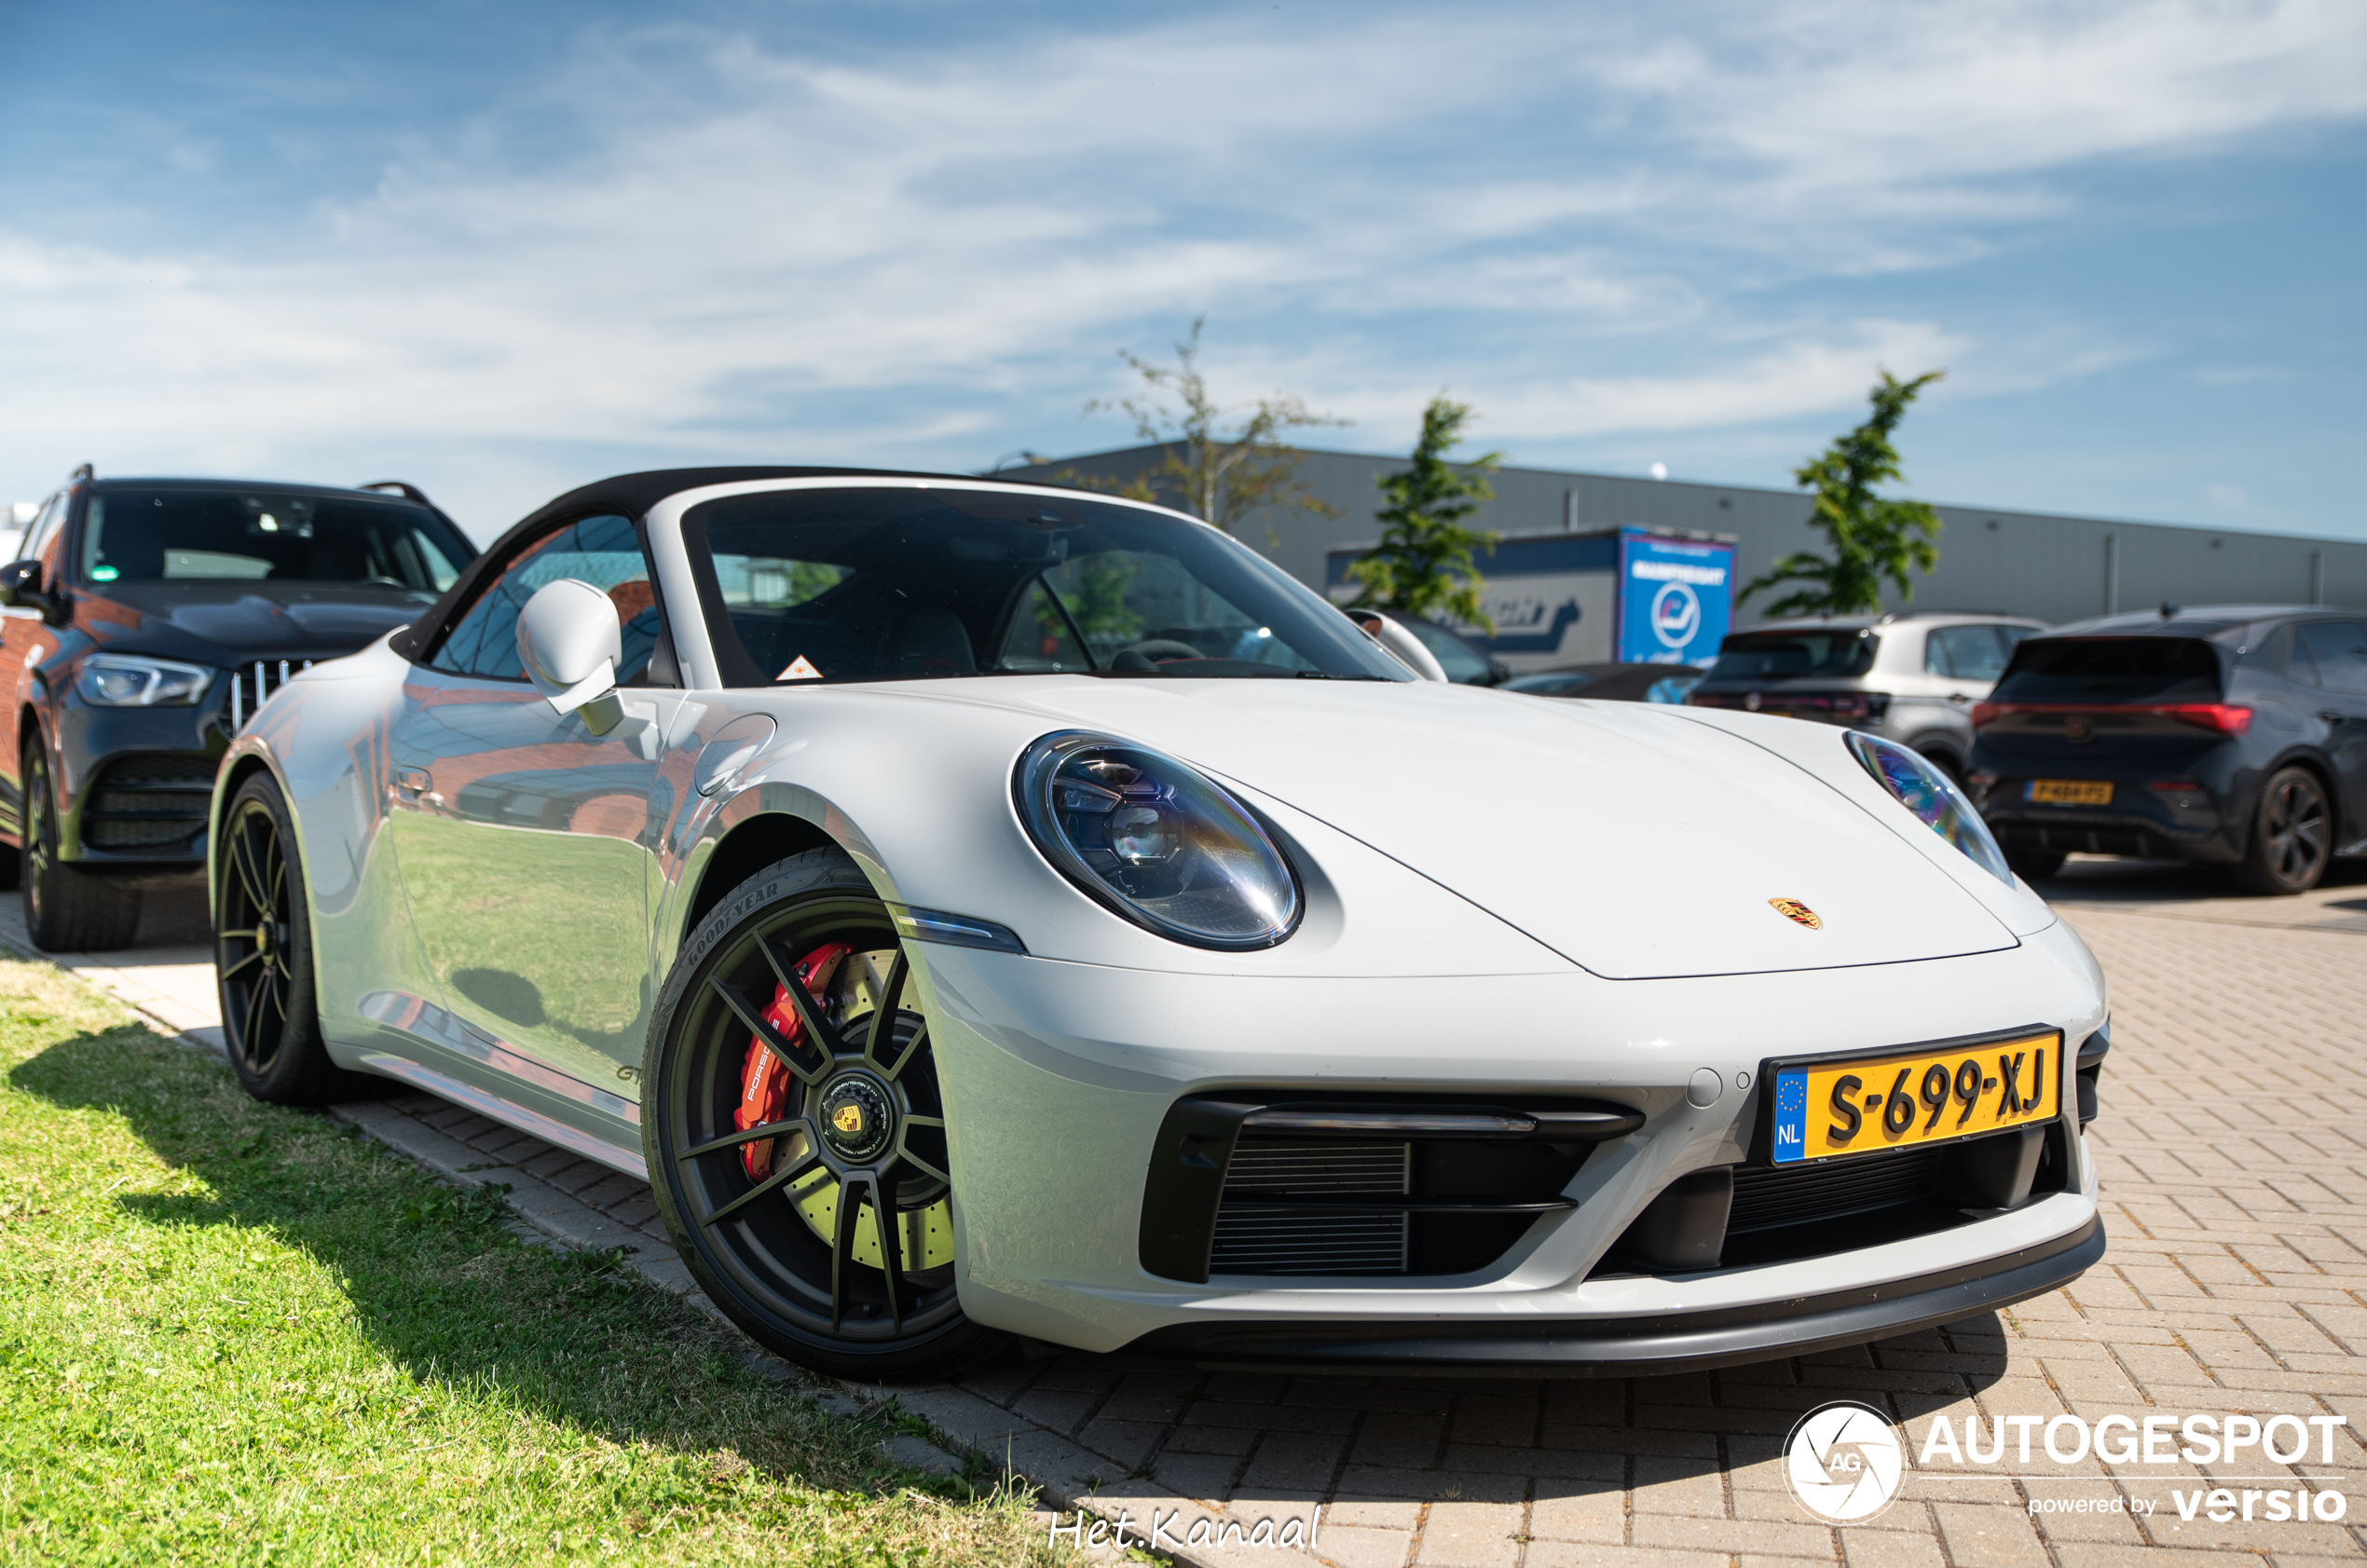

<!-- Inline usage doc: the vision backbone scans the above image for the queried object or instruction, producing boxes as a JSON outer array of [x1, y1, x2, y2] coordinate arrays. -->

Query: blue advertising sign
[[1617, 529, 1735, 666]]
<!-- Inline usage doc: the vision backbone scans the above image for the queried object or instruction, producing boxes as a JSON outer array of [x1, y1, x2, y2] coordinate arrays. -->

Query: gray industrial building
[[1012, 444, 2365, 631]]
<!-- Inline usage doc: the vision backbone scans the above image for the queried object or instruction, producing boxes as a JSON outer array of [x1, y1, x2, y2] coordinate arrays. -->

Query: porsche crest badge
[[833, 1103, 866, 1136], [1770, 898, 1822, 930]]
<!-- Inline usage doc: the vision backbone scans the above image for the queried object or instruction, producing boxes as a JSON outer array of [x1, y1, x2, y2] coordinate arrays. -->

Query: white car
[[211, 468, 2108, 1379]]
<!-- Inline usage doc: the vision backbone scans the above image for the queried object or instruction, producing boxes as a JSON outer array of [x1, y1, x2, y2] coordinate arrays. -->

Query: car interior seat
[[893, 612, 978, 677]]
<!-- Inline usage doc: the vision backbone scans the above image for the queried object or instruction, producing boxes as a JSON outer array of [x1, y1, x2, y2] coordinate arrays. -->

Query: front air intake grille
[[1210, 1140, 1410, 1276], [82, 754, 215, 852], [1142, 1092, 1638, 1285], [1726, 1146, 1946, 1234]]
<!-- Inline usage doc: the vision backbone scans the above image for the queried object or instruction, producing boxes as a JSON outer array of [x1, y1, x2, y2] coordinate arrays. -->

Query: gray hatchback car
[[1685, 611, 2048, 781]]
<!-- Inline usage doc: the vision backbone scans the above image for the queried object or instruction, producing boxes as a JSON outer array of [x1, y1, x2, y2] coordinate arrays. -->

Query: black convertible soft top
[[387, 465, 1086, 663]]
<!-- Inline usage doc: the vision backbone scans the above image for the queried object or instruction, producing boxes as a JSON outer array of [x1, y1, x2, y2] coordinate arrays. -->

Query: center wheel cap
[[817, 1072, 894, 1164]]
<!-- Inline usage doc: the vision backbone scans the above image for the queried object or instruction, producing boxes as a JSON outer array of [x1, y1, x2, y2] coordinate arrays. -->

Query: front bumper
[[50, 704, 226, 866], [918, 919, 2108, 1360], [1128, 1213, 2103, 1374]]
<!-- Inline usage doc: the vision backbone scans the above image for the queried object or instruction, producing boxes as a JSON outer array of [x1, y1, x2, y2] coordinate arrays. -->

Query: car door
[[2293, 620, 2367, 844], [1, 493, 70, 843], [385, 512, 690, 1092], [1914, 624, 2010, 762]]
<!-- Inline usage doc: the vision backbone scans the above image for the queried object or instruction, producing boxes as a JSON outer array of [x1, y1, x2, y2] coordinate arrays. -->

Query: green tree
[[1346, 395, 1503, 631], [1086, 317, 1344, 534], [1738, 370, 1946, 618]]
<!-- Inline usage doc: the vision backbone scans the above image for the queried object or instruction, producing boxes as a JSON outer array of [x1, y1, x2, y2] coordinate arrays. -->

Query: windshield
[[683, 487, 1410, 686], [83, 490, 471, 594], [1991, 637, 2224, 703], [1706, 629, 1876, 682]]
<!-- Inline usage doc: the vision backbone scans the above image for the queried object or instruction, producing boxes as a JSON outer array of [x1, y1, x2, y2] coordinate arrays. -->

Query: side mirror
[[1344, 609, 1449, 682], [0, 560, 42, 612], [1488, 658, 1514, 686], [517, 579, 624, 734]]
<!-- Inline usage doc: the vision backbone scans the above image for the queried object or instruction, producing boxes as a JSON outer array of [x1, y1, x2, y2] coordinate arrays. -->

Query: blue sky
[[1, 0, 2361, 544]]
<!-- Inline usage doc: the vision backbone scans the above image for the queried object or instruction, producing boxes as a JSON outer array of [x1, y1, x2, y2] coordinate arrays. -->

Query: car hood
[[975, 678, 2018, 980], [82, 582, 431, 661]]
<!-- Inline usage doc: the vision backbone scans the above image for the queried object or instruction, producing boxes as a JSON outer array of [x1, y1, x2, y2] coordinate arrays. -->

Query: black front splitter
[[1123, 1214, 2103, 1378]]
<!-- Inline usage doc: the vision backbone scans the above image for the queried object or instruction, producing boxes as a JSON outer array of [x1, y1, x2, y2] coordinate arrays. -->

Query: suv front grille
[[228, 660, 316, 730], [83, 755, 214, 852]]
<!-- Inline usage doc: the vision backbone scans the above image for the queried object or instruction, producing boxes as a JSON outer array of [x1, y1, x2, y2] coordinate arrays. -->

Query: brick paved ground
[[12, 859, 2365, 1565]]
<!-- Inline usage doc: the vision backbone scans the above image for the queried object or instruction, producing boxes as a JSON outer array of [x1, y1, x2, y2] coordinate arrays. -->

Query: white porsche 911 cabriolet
[[210, 467, 2107, 1379]]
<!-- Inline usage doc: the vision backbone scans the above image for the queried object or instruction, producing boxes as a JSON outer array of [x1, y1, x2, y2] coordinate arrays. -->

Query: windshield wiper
[[1294, 670, 1391, 681]]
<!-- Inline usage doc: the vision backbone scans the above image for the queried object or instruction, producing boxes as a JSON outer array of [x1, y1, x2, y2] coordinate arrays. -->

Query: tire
[[215, 772, 375, 1103], [2004, 850, 2066, 882], [643, 849, 1005, 1381], [2231, 766, 2332, 895], [21, 742, 142, 950], [1909, 741, 1965, 785]]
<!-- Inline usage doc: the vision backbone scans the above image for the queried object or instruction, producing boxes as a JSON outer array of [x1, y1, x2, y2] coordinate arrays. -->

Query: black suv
[[1965, 605, 2367, 893], [1, 467, 476, 948]]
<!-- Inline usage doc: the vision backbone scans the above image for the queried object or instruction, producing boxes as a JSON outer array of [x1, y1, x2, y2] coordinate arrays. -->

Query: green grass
[[0, 957, 1070, 1567]]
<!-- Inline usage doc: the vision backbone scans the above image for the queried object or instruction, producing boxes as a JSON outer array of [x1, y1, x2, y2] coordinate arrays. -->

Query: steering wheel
[[1120, 638, 1204, 663], [355, 575, 408, 589]]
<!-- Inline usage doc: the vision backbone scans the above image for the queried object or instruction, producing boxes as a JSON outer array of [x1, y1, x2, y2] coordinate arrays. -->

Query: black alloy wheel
[[2234, 766, 2332, 895], [21, 742, 142, 951], [645, 850, 1002, 1380], [214, 772, 369, 1103]]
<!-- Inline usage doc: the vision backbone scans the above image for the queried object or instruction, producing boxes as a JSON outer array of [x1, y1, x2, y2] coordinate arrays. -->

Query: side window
[[1997, 625, 2038, 653], [426, 515, 666, 685], [995, 580, 1092, 672], [2297, 621, 2367, 698], [1925, 626, 2005, 680], [2237, 623, 2293, 676]]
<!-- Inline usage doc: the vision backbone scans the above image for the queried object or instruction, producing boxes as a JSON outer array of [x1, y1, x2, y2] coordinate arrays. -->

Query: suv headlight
[[1845, 730, 2013, 886], [1015, 730, 1302, 949], [76, 654, 214, 707]]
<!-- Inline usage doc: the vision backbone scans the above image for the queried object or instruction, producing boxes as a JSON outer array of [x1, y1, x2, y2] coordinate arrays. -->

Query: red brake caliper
[[735, 943, 851, 1178]]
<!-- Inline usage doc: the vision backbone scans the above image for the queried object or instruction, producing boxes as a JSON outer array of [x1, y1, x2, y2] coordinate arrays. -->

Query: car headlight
[[1845, 730, 2014, 887], [1015, 730, 1302, 949], [75, 654, 214, 707]]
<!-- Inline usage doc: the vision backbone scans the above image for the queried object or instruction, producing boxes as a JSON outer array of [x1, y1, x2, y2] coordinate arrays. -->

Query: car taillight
[[1969, 702, 2251, 734], [2162, 703, 2251, 734]]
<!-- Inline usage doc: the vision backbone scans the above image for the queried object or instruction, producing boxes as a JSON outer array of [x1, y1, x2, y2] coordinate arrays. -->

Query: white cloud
[[1, 1, 2361, 528]]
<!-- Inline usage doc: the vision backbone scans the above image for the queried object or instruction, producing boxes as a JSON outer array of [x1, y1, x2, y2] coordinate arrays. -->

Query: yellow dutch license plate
[[2028, 778, 2114, 806], [1767, 1031, 2061, 1166]]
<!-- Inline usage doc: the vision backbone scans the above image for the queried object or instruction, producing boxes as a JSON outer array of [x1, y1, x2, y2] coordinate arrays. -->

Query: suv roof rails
[[1876, 608, 2018, 622], [359, 481, 432, 506]]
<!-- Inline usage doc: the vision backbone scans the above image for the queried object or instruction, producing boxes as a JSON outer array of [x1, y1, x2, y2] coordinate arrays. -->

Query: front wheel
[[21, 743, 142, 950], [643, 850, 1004, 1381], [215, 772, 374, 1103], [2232, 766, 2332, 895]]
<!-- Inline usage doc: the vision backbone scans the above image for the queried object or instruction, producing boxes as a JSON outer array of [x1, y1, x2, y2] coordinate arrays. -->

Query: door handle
[[2323, 711, 2346, 725], [394, 767, 431, 800]]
